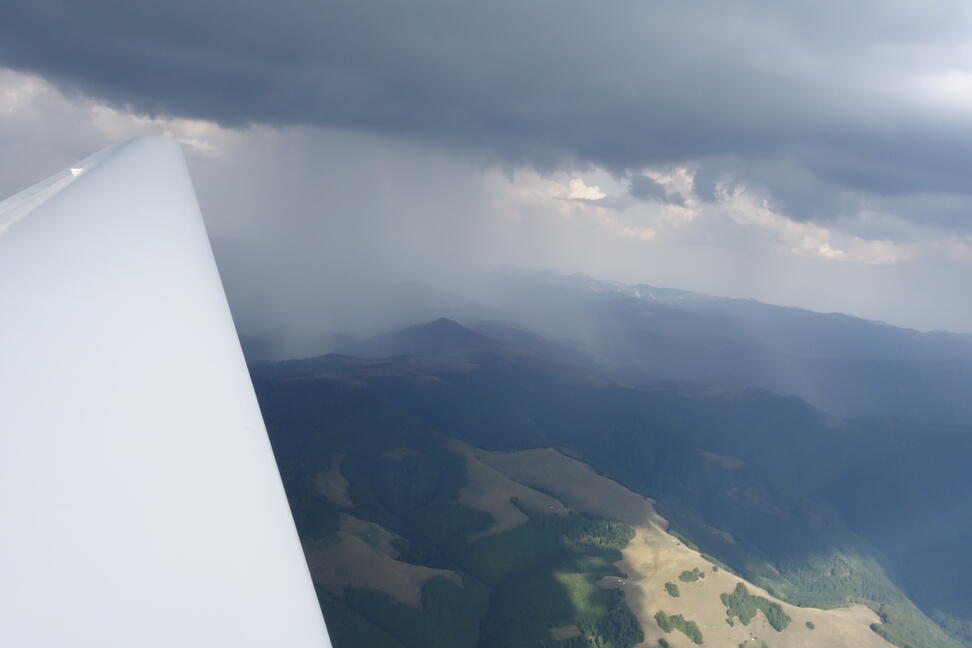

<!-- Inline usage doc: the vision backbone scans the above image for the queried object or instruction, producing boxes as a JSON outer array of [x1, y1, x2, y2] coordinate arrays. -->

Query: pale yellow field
[[617, 526, 891, 648]]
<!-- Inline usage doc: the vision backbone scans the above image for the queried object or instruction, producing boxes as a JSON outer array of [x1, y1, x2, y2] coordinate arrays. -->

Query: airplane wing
[[0, 137, 332, 647]]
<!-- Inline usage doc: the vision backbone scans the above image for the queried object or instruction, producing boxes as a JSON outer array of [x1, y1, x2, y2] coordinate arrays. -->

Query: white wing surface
[[0, 137, 332, 647]]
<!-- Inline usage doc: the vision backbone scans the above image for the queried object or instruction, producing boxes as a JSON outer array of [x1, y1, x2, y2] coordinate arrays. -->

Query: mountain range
[[247, 272, 972, 648]]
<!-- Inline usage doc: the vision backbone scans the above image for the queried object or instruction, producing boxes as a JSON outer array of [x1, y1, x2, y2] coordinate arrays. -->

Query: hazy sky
[[1, 1, 972, 334]]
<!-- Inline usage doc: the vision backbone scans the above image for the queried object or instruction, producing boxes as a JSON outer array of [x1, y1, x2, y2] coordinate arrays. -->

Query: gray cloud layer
[[3, 0, 972, 228], [3, 63, 972, 338], [4, 1, 972, 337]]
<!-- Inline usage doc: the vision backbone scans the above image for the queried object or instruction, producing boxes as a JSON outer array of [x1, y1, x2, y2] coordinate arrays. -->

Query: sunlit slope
[[462, 441, 893, 648]]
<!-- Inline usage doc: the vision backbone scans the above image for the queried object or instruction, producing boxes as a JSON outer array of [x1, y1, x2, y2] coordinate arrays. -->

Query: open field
[[305, 514, 461, 608], [550, 625, 582, 640], [464, 442, 667, 529], [448, 439, 570, 540], [616, 526, 894, 648], [313, 455, 354, 506]]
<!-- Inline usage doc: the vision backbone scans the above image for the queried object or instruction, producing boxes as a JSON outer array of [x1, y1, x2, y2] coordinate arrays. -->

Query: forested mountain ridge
[[249, 270, 972, 423], [474, 272, 972, 425]]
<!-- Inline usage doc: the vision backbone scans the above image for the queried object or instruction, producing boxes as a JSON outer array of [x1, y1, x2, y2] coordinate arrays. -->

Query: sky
[[1, 1, 971, 335]]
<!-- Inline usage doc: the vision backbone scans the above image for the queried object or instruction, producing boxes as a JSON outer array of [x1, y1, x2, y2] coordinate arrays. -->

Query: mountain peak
[[424, 316, 471, 332], [332, 318, 498, 359]]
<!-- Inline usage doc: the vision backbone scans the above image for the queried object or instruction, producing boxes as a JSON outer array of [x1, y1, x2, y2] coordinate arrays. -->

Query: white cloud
[[911, 69, 972, 113], [0, 67, 236, 199], [937, 235, 972, 262], [709, 180, 947, 266], [565, 177, 606, 200], [486, 169, 657, 242], [717, 183, 848, 260]]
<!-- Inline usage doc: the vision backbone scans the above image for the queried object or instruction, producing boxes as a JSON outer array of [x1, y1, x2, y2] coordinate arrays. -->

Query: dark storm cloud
[[3, 0, 972, 226]]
